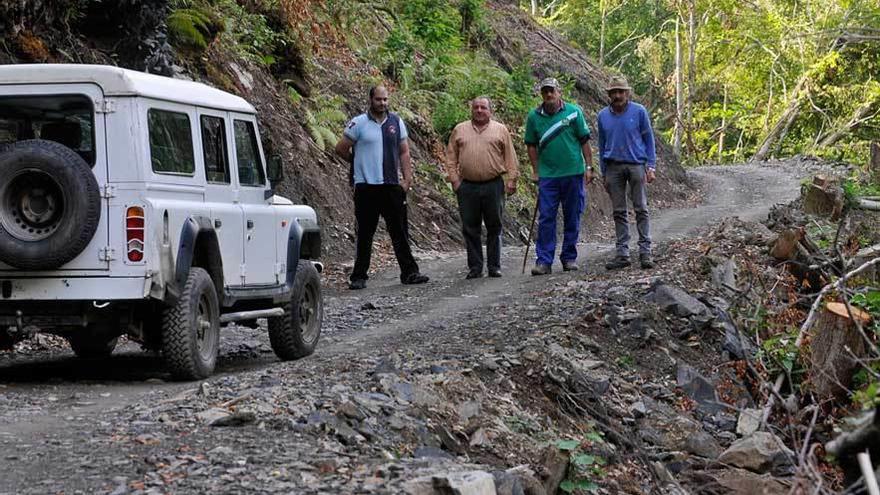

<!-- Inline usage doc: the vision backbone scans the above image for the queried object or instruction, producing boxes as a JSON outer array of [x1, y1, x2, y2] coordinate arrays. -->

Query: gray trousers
[[456, 177, 504, 272], [605, 162, 651, 256]]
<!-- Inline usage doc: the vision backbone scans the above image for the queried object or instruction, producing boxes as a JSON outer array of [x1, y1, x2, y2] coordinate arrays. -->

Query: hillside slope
[[0, 0, 692, 262]]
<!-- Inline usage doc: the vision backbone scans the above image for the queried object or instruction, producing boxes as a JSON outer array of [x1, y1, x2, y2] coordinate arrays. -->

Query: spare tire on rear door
[[0, 139, 102, 270]]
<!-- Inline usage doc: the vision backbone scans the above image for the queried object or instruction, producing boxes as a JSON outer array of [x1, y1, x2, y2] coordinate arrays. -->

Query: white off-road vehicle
[[0, 64, 323, 380]]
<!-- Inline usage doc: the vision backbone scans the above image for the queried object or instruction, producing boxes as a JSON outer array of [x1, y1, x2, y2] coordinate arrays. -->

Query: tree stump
[[802, 174, 844, 219], [770, 228, 804, 261], [809, 302, 872, 401]]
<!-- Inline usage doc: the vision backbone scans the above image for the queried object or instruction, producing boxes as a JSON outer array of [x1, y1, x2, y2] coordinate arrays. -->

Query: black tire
[[161, 267, 220, 380], [268, 261, 323, 360], [68, 331, 118, 359], [0, 139, 101, 270]]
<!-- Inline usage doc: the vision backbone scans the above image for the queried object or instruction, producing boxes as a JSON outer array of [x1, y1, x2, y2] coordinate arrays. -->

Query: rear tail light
[[126, 206, 145, 262]]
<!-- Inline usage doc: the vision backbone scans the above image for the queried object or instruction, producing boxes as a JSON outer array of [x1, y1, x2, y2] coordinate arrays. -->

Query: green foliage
[[208, 0, 285, 64], [167, 7, 223, 50], [759, 328, 804, 378], [843, 178, 880, 204], [303, 95, 347, 151], [555, 431, 606, 494], [537, 0, 880, 165]]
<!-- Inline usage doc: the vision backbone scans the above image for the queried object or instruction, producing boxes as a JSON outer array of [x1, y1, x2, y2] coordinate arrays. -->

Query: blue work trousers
[[535, 174, 585, 266]]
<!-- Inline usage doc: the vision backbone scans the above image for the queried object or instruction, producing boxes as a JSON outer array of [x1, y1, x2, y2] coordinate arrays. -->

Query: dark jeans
[[536, 174, 585, 266], [456, 177, 504, 272], [605, 162, 651, 256], [351, 184, 420, 282]]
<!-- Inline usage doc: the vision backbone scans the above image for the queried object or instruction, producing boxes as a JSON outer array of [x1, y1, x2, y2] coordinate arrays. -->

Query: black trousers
[[456, 177, 504, 272], [351, 184, 420, 282]]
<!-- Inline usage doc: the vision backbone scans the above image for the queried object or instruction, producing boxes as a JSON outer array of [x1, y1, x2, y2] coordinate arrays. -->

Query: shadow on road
[[0, 351, 278, 384]]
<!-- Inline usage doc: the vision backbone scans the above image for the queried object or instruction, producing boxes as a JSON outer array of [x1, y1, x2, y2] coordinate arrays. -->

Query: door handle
[[247, 220, 254, 229]]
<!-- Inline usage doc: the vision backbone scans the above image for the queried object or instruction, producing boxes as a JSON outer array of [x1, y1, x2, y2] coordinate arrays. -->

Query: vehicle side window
[[233, 120, 266, 187], [148, 109, 194, 175], [200, 115, 229, 184]]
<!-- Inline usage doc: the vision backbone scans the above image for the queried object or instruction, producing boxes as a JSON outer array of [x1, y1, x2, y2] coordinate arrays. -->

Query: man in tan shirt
[[446, 96, 519, 279]]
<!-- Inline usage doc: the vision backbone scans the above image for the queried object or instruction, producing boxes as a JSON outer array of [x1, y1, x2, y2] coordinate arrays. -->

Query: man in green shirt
[[524, 77, 595, 275]]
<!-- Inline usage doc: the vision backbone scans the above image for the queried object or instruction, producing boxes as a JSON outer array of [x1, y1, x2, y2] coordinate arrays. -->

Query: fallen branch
[[858, 451, 880, 495]]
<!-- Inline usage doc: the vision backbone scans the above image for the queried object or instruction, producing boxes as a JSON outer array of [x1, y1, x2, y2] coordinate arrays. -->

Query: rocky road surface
[[0, 162, 809, 494]]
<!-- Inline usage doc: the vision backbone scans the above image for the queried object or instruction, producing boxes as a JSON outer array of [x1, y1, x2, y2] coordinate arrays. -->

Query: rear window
[[0, 94, 95, 165], [148, 109, 195, 175]]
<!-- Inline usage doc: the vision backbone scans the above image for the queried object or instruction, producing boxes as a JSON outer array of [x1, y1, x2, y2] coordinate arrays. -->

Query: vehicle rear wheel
[[268, 261, 322, 360], [68, 329, 118, 359], [161, 267, 220, 380]]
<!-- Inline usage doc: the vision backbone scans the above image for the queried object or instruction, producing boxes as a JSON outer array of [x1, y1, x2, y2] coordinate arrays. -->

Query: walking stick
[[521, 193, 539, 274]]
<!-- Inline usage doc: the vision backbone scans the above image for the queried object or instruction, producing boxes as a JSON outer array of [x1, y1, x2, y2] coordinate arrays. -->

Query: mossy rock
[[167, 7, 223, 51]]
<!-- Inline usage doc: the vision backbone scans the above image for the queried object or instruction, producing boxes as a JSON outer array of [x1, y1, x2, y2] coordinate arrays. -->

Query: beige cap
[[606, 76, 632, 91]]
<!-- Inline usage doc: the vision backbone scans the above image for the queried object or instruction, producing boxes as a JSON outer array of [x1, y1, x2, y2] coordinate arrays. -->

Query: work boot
[[604, 256, 631, 270], [562, 261, 579, 272], [488, 269, 502, 278], [531, 264, 551, 276], [349, 279, 367, 290], [639, 253, 655, 269], [466, 269, 483, 279]]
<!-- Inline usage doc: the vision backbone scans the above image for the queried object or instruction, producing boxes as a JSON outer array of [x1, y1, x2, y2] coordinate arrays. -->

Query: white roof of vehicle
[[0, 64, 256, 114]]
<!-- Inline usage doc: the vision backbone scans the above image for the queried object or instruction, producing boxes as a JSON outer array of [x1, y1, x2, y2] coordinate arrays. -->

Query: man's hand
[[505, 179, 517, 195], [646, 168, 656, 184], [452, 179, 461, 192], [585, 168, 595, 186], [401, 176, 412, 192]]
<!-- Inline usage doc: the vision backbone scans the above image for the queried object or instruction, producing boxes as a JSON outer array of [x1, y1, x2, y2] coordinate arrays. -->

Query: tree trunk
[[530, 0, 537, 16], [599, 0, 606, 66], [752, 74, 810, 161], [685, 0, 697, 158], [718, 85, 727, 162], [673, 17, 683, 160], [816, 101, 877, 148], [871, 142, 880, 184]]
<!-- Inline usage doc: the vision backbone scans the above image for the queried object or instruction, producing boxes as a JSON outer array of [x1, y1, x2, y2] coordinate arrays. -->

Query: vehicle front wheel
[[268, 261, 322, 360], [161, 267, 220, 380]]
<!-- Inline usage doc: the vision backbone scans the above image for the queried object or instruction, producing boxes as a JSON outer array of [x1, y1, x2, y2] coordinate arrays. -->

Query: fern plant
[[304, 96, 347, 151]]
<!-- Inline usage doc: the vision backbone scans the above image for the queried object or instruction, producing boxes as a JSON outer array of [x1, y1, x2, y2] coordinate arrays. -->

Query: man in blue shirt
[[335, 86, 429, 289], [597, 76, 657, 270]]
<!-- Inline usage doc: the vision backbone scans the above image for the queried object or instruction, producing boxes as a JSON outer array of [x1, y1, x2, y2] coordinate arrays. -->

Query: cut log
[[809, 303, 868, 401], [802, 175, 844, 219], [770, 228, 805, 261], [856, 198, 880, 211]]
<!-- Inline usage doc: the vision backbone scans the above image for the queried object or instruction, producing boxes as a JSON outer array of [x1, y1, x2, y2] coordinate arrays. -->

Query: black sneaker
[[604, 256, 631, 270], [531, 264, 551, 276], [349, 279, 367, 290], [466, 269, 483, 279], [562, 261, 579, 272], [639, 254, 655, 269], [401, 273, 429, 285], [488, 269, 502, 278]]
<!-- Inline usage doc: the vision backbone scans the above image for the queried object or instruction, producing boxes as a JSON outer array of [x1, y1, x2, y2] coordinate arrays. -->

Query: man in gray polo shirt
[[335, 85, 429, 290]]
